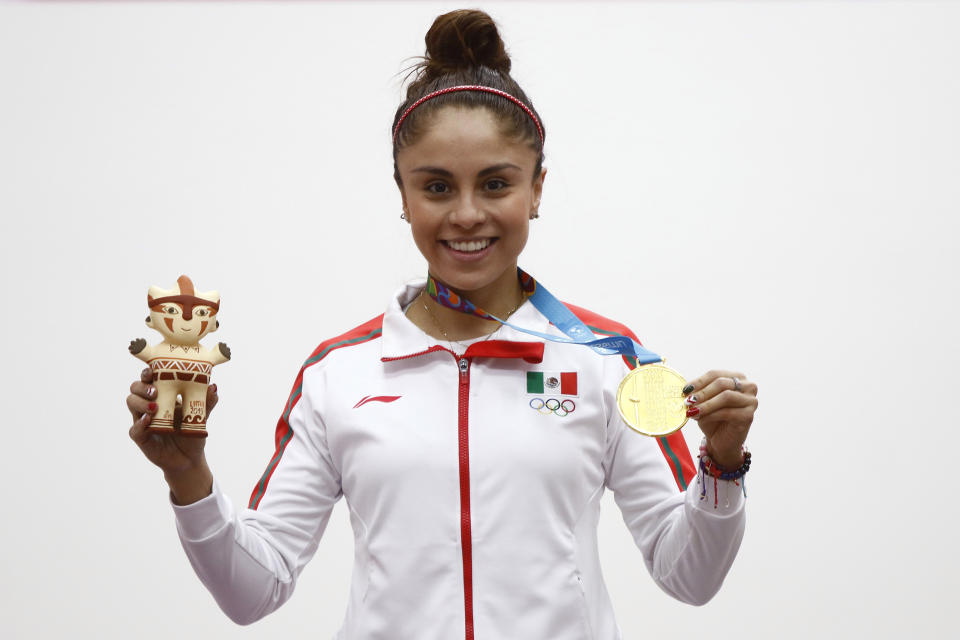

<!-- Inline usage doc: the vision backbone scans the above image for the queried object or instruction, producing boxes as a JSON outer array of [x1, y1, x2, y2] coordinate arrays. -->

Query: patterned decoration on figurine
[[128, 275, 231, 438]]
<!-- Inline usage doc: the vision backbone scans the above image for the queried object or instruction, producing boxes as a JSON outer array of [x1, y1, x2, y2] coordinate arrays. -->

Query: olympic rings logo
[[529, 397, 577, 417]]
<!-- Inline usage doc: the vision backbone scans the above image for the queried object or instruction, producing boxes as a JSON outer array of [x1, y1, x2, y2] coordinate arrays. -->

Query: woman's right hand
[[126, 367, 216, 504]]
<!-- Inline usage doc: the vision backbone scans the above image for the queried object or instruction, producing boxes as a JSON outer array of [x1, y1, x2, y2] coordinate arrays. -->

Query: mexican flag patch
[[526, 371, 578, 396]]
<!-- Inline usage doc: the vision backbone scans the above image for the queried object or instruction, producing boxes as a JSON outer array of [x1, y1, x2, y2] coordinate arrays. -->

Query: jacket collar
[[380, 279, 549, 363]]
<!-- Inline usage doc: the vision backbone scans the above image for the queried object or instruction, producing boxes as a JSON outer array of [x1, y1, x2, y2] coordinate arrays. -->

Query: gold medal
[[615, 362, 688, 437]]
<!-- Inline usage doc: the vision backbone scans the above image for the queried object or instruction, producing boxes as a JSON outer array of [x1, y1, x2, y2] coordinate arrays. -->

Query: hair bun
[[423, 9, 511, 77]]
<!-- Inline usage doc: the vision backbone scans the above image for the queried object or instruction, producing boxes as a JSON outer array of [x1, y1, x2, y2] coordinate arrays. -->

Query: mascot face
[[146, 275, 220, 346]]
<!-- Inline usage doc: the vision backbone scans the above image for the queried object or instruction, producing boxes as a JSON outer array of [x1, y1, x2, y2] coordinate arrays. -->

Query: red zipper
[[457, 355, 474, 640], [382, 340, 543, 640]]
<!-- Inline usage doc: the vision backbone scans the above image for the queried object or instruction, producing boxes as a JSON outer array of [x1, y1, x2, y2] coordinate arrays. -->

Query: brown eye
[[196, 308, 208, 317], [166, 306, 179, 315]]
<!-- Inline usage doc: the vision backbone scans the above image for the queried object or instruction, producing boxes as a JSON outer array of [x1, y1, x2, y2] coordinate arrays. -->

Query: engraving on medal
[[616, 363, 688, 437]]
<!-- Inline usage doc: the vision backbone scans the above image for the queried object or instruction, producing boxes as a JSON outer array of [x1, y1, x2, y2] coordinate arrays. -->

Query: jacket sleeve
[[171, 366, 342, 624], [602, 360, 746, 606]]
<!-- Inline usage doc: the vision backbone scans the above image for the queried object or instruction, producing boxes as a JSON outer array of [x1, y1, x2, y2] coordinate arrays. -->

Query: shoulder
[[562, 302, 642, 344], [561, 301, 644, 371], [299, 314, 384, 374], [564, 301, 696, 490]]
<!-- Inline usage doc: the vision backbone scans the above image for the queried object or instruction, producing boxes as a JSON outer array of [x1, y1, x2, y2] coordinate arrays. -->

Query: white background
[[1, 1, 957, 638]]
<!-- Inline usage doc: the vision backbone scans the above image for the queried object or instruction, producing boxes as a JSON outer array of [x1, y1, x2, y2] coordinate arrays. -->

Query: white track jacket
[[172, 280, 746, 639]]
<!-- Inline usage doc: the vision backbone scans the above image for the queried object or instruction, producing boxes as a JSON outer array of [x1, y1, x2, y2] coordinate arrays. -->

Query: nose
[[448, 194, 486, 228]]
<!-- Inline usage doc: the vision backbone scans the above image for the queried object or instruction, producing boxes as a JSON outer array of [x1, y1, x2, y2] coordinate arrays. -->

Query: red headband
[[392, 85, 544, 145]]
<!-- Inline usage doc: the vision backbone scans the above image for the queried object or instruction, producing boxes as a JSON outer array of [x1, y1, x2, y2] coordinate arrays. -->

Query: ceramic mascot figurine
[[128, 275, 231, 438]]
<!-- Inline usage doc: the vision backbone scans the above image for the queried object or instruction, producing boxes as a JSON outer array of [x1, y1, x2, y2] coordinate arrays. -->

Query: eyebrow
[[410, 162, 523, 178]]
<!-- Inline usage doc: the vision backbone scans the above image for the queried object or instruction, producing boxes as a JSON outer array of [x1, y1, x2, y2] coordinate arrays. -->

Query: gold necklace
[[419, 289, 526, 348]]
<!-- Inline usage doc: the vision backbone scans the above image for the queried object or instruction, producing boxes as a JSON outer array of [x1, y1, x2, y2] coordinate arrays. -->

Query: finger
[[140, 367, 155, 384], [693, 389, 758, 418], [129, 412, 153, 446], [682, 369, 746, 396], [734, 380, 758, 396], [130, 379, 157, 401], [697, 406, 757, 425], [688, 376, 736, 405], [128, 380, 156, 420], [206, 384, 219, 414], [685, 373, 753, 405], [126, 392, 158, 419]]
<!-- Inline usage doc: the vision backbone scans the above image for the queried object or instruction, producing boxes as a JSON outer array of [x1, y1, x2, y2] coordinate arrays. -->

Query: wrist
[[707, 448, 744, 470], [164, 460, 213, 506], [698, 439, 751, 478], [701, 439, 743, 469], [697, 438, 752, 508]]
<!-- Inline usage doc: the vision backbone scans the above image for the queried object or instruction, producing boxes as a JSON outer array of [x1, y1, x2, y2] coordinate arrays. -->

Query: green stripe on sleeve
[[658, 436, 688, 490]]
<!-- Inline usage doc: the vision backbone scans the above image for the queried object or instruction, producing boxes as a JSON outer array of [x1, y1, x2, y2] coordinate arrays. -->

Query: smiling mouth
[[180, 327, 192, 332], [443, 238, 495, 252]]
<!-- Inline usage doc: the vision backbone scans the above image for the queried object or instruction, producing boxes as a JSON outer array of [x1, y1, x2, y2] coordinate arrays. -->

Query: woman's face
[[396, 106, 545, 295]]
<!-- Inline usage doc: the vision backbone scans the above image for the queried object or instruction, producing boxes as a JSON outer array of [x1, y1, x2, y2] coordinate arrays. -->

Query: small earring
[[530, 211, 540, 220], [400, 211, 408, 221]]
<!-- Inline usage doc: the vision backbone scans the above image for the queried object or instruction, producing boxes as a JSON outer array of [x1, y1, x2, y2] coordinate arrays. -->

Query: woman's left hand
[[683, 370, 759, 469]]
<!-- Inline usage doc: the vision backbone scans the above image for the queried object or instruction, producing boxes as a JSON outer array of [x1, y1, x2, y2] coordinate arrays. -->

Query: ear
[[531, 167, 547, 216], [399, 188, 410, 223]]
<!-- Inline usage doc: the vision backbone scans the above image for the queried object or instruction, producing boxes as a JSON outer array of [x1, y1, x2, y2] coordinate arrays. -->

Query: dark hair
[[391, 9, 546, 186]]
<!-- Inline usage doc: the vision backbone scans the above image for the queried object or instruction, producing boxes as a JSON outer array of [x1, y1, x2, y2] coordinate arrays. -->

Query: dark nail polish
[[148, 402, 157, 412], [686, 406, 700, 417], [682, 384, 694, 395]]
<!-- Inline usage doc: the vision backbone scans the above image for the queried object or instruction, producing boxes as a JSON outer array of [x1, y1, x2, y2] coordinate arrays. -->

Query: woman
[[126, 10, 758, 639]]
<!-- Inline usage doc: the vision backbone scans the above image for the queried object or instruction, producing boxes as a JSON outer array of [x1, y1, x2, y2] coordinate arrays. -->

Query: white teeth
[[447, 239, 491, 252]]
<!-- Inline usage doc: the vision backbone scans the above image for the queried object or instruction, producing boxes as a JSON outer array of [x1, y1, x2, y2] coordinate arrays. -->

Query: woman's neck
[[408, 267, 525, 342]]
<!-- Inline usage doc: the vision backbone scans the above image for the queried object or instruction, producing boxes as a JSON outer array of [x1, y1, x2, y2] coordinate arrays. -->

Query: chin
[[433, 265, 515, 293]]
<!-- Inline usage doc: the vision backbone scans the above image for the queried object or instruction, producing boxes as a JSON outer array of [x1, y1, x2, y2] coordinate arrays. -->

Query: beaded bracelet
[[697, 440, 750, 508]]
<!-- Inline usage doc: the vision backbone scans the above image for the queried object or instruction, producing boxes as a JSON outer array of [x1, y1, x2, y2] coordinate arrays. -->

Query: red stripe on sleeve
[[248, 315, 384, 509], [565, 302, 696, 491], [658, 432, 697, 489]]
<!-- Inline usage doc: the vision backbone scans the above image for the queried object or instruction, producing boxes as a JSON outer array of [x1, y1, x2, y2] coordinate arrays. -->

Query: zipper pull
[[459, 357, 469, 380]]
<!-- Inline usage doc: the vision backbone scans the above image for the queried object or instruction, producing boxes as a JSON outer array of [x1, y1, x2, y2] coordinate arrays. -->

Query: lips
[[443, 238, 495, 252]]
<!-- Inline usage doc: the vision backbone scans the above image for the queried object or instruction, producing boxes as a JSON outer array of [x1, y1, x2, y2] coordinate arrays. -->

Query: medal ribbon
[[425, 268, 662, 364]]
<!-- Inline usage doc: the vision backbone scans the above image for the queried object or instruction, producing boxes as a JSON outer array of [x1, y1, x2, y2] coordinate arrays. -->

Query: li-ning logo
[[529, 397, 576, 417], [353, 395, 402, 409]]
